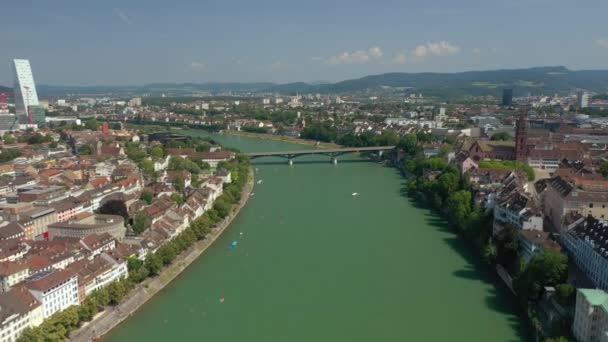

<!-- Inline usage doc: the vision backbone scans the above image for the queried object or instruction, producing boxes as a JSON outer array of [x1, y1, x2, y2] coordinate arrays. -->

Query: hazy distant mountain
[[267, 66, 608, 97], [33, 66, 608, 98], [0, 86, 11, 93]]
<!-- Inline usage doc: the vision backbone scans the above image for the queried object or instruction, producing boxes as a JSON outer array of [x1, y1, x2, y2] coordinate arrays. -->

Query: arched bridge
[[246, 146, 395, 165]]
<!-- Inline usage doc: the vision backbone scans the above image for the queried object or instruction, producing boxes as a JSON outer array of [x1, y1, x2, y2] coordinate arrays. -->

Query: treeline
[[402, 151, 571, 340], [17, 154, 251, 342]]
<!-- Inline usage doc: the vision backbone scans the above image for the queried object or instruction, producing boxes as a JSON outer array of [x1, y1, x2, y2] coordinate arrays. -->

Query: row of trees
[[17, 154, 251, 342]]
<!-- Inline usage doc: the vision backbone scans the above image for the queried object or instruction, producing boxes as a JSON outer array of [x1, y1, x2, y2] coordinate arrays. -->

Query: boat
[[257, 180, 263, 184], [352, 192, 359, 196], [231, 241, 238, 246]]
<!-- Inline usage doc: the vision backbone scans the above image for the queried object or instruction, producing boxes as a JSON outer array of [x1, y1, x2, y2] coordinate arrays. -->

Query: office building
[[578, 91, 589, 109], [502, 88, 513, 106], [13, 59, 44, 127]]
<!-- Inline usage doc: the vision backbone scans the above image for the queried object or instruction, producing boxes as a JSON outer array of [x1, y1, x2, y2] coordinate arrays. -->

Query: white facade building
[[562, 217, 608, 290], [572, 289, 608, 342], [0, 287, 43, 342], [13, 59, 39, 123], [26, 270, 79, 318]]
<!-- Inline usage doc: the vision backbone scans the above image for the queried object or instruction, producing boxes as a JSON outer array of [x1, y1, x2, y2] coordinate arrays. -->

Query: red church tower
[[515, 107, 528, 162]]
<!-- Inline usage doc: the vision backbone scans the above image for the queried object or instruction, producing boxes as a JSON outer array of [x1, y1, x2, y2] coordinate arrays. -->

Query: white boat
[[352, 192, 359, 196], [257, 180, 263, 184]]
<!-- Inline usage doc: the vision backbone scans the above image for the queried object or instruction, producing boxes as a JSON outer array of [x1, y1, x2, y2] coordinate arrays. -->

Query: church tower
[[515, 107, 528, 162]]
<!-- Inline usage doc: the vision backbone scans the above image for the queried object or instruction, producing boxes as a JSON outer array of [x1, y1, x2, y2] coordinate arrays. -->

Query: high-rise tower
[[515, 107, 528, 162], [13, 59, 41, 125], [502, 88, 513, 107]]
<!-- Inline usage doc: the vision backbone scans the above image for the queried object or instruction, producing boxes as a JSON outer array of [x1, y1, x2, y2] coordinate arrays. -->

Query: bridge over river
[[246, 146, 395, 164]]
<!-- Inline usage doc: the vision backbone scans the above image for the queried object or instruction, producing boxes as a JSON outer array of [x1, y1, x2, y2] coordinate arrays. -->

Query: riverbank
[[222, 130, 340, 148], [70, 169, 254, 342]]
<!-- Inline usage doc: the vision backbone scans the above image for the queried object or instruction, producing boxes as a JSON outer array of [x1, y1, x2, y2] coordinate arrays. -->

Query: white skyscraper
[[13, 59, 40, 124]]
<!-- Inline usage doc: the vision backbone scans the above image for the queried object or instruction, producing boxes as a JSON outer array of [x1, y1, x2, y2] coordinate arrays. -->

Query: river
[[104, 130, 529, 342]]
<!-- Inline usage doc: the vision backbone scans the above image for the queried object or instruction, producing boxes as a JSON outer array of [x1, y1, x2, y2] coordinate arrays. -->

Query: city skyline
[[1, 0, 608, 86]]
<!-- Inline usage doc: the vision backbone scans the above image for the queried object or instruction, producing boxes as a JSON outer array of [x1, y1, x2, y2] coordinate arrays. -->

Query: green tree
[[600, 161, 608, 178], [3, 132, 15, 144], [78, 144, 93, 155], [515, 251, 569, 302], [398, 134, 419, 155], [132, 211, 152, 234], [491, 131, 512, 141], [84, 118, 100, 130], [150, 145, 164, 160], [446, 190, 472, 230], [140, 191, 154, 205], [171, 193, 185, 205]]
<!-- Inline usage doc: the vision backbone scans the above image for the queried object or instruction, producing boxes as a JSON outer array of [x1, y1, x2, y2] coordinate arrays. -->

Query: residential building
[[0, 286, 43, 342], [25, 270, 79, 318], [0, 261, 29, 293], [572, 288, 608, 342], [542, 177, 608, 231], [518, 230, 561, 262], [562, 217, 608, 290]]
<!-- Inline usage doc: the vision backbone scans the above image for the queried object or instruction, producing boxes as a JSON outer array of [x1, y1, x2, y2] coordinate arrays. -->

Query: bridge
[[246, 146, 395, 165]]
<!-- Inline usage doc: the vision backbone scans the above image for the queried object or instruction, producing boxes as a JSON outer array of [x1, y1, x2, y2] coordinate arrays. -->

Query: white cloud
[[270, 61, 290, 70], [113, 8, 132, 25], [327, 46, 383, 65], [595, 38, 608, 48], [472, 48, 481, 56], [392, 52, 408, 65], [412, 41, 461, 58], [190, 61, 206, 71], [368, 46, 383, 58]]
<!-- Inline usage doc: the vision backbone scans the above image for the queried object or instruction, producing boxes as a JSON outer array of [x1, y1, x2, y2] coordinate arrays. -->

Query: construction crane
[[23, 86, 33, 124], [0, 92, 14, 114]]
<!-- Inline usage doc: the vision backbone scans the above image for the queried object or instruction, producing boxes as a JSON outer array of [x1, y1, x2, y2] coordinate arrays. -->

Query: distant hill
[[0, 85, 11, 93], [267, 66, 608, 97], [35, 66, 608, 98]]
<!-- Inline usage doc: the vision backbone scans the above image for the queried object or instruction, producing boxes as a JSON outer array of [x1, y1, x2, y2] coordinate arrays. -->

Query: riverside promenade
[[70, 171, 254, 342]]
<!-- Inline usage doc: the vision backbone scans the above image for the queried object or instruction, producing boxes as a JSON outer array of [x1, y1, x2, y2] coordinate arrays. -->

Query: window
[[590, 203, 594, 208]]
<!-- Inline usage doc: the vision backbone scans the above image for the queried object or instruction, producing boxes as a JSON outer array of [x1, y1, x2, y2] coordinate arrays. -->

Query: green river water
[[105, 130, 529, 342]]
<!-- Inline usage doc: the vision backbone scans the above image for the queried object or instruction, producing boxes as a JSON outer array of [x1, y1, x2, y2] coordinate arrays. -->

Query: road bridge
[[246, 146, 395, 165]]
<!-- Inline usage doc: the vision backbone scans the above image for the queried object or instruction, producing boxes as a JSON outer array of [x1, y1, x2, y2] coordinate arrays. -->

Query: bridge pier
[[331, 157, 338, 165], [378, 150, 383, 157], [288, 159, 293, 166]]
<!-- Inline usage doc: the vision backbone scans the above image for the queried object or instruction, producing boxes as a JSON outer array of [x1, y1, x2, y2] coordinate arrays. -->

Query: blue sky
[[1, 0, 607, 86]]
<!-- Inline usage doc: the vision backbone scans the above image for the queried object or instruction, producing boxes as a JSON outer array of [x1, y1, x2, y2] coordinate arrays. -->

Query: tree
[[171, 193, 185, 205], [150, 145, 164, 160], [446, 190, 472, 230], [3, 132, 15, 144], [132, 211, 152, 234], [398, 134, 419, 155], [98, 200, 129, 220], [515, 250, 569, 302], [491, 131, 512, 141], [79, 144, 93, 155], [0, 149, 22, 163], [140, 191, 154, 205], [556, 283, 576, 305], [601, 160, 608, 178], [84, 118, 100, 130], [172, 175, 185, 193]]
